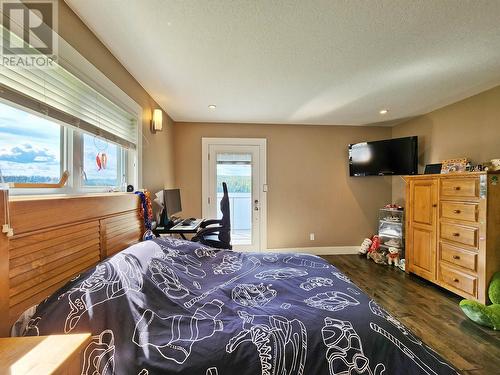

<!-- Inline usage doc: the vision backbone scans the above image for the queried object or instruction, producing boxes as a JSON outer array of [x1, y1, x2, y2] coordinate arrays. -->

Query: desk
[[154, 218, 204, 239]]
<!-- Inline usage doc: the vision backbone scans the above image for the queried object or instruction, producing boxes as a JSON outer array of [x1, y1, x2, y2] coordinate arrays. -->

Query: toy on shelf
[[386, 247, 400, 266], [384, 203, 403, 210], [358, 238, 372, 255]]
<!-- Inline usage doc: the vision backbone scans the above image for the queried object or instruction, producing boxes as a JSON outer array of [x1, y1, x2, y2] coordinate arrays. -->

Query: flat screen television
[[349, 136, 418, 176]]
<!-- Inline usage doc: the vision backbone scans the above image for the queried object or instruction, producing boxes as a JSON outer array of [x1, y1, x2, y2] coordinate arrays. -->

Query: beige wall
[[392, 85, 500, 204], [175, 85, 500, 249], [59, 1, 175, 192], [174, 122, 392, 249]]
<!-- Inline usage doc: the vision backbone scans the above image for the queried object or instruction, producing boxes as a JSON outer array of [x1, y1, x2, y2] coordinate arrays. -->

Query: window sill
[[9, 191, 137, 202]]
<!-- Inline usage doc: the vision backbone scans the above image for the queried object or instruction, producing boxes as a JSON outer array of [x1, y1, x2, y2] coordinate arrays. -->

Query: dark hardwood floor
[[322, 254, 500, 375]]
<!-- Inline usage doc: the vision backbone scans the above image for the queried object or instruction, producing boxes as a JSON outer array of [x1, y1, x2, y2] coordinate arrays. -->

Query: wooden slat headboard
[[0, 191, 143, 336]]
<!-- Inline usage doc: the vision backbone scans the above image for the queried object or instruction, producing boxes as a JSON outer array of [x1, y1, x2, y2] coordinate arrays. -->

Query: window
[[216, 153, 252, 244], [0, 101, 62, 184], [0, 25, 139, 194], [82, 133, 122, 187], [0, 100, 132, 194]]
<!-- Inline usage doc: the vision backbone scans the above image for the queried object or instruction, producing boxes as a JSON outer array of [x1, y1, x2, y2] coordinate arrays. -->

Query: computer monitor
[[164, 188, 182, 218]]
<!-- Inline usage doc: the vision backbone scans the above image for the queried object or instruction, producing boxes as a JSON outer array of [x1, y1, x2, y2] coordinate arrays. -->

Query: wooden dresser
[[405, 172, 500, 303]]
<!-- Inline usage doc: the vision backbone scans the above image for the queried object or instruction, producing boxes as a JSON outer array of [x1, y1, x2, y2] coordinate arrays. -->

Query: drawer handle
[[453, 210, 461, 214], [452, 232, 460, 237], [432, 204, 438, 208], [453, 278, 460, 283], [452, 255, 461, 260], [454, 186, 461, 191]]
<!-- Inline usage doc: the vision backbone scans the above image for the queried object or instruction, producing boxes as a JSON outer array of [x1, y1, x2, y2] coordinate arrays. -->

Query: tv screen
[[349, 136, 418, 176]]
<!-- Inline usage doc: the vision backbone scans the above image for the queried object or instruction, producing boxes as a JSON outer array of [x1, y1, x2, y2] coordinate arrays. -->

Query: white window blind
[[0, 27, 137, 149]]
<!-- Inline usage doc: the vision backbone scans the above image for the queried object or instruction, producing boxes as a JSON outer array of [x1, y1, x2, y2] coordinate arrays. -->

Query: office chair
[[192, 182, 232, 249]]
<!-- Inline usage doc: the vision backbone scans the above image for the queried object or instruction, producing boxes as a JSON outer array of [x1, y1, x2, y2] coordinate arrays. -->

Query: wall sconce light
[[151, 109, 163, 133]]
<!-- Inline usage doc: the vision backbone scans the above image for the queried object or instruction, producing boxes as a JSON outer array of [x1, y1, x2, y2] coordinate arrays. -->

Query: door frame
[[202, 137, 267, 251]]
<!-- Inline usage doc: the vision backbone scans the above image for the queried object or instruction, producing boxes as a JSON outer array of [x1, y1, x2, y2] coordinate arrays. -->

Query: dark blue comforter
[[23, 237, 458, 375]]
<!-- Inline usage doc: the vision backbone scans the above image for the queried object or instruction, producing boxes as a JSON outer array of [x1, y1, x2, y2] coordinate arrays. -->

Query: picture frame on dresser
[[424, 163, 442, 174], [440, 158, 468, 174]]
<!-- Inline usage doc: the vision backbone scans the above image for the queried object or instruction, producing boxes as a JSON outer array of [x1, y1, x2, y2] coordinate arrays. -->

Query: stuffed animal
[[459, 272, 500, 330], [366, 235, 380, 259], [367, 236, 387, 264], [358, 238, 372, 255], [386, 247, 400, 266], [371, 251, 386, 264], [384, 203, 403, 210]]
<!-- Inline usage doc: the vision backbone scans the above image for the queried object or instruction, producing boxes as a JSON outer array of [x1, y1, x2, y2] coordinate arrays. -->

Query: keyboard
[[168, 218, 203, 231]]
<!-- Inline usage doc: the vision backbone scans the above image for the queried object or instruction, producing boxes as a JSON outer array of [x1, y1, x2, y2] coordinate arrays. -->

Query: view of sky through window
[[0, 101, 122, 187], [0, 101, 61, 183]]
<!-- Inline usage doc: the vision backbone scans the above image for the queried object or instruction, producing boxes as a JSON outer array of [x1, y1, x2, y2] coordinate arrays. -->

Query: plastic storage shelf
[[378, 208, 404, 258]]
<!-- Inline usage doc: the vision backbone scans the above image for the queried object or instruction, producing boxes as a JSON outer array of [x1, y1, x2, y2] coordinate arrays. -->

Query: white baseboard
[[266, 246, 359, 256]]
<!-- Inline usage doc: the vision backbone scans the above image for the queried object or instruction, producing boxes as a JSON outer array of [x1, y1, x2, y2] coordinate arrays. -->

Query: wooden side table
[[0, 334, 91, 375]]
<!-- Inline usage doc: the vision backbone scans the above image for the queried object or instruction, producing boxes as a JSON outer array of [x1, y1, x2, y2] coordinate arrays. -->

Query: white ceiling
[[66, 0, 500, 126]]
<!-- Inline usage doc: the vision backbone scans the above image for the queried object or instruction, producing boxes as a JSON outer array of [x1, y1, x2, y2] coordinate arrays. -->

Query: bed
[[13, 236, 459, 375]]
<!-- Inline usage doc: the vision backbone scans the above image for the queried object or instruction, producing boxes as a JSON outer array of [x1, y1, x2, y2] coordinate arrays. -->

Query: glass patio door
[[203, 139, 266, 251]]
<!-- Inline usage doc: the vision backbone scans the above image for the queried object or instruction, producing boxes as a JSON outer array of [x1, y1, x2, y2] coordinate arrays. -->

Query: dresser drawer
[[441, 201, 478, 223], [440, 243, 477, 271], [440, 222, 478, 248], [441, 178, 479, 199], [439, 264, 477, 296]]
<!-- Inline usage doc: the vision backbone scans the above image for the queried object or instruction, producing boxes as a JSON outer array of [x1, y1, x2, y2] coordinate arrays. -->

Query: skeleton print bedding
[[20, 237, 458, 375]]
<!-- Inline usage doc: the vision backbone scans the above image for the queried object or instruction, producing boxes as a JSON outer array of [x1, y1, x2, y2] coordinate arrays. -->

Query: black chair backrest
[[219, 182, 231, 243]]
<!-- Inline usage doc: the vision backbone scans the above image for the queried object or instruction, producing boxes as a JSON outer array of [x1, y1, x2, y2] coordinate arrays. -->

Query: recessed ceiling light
[[379, 109, 389, 115], [208, 104, 217, 110]]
